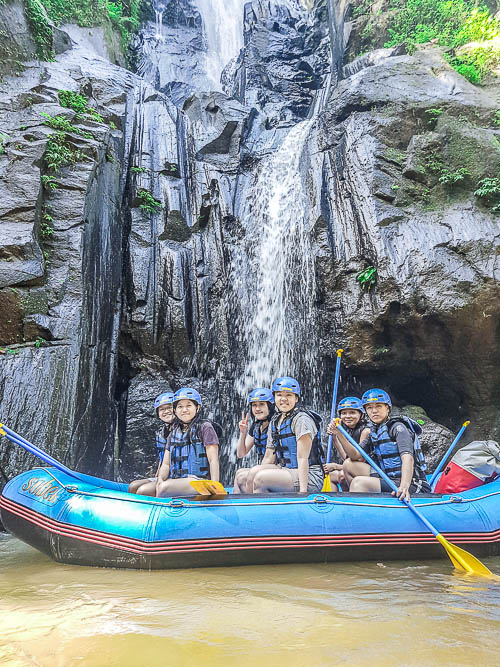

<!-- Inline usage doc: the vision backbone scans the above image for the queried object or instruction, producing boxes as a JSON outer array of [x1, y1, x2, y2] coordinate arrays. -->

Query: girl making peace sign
[[232, 388, 275, 493]]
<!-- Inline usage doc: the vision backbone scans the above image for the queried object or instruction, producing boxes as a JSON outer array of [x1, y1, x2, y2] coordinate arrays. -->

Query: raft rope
[[38, 467, 500, 511]]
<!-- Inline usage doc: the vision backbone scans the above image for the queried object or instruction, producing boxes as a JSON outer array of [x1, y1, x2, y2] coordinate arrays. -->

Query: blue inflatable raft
[[1, 466, 500, 570]]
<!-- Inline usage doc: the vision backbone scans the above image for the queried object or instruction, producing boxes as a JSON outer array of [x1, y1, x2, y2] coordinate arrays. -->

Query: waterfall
[[194, 0, 247, 90], [233, 120, 318, 399], [154, 9, 164, 41]]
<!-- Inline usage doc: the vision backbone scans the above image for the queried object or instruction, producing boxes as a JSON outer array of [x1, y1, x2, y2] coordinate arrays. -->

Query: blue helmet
[[173, 387, 202, 406], [154, 392, 174, 412], [248, 388, 274, 404], [337, 396, 365, 414], [361, 388, 392, 407], [272, 376, 301, 397]]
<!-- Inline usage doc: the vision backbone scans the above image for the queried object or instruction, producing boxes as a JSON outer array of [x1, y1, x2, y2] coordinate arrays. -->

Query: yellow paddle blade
[[436, 534, 498, 579], [322, 475, 332, 492], [189, 479, 227, 496]]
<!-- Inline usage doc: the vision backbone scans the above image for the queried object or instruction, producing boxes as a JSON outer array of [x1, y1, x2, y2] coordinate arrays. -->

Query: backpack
[[434, 440, 500, 494]]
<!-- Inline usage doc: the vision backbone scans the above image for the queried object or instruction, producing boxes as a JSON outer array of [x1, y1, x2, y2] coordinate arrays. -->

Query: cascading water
[[233, 119, 319, 400], [193, 0, 247, 89], [154, 9, 164, 40]]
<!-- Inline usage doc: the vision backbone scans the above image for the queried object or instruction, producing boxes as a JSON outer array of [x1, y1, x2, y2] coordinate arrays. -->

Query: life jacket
[[168, 422, 212, 479], [369, 417, 427, 482], [251, 420, 269, 463], [434, 440, 500, 494], [271, 408, 324, 469], [330, 421, 367, 463], [155, 424, 172, 462]]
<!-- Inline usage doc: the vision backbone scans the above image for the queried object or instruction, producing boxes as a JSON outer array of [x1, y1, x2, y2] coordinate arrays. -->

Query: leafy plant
[[439, 167, 471, 184], [425, 108, 443, 125], [34, 336, 47, 348], [58, 90, 88, 114], [474, 176, 500, 210], [41, 112, 94, 139], [384, 1, 500, 82], [131, 166, 148, 174], [40, 219, 54, 237], [137, 188, 162, 214], [24, 0, 55, 61], [41, 174, 58, 190], [356, 265, 377, 289]]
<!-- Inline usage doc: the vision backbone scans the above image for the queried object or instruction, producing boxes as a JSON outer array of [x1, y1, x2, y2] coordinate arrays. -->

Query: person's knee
[[349, 476, 371, 493], [253, 470, 266, 492], [128, 480, 142, 494]]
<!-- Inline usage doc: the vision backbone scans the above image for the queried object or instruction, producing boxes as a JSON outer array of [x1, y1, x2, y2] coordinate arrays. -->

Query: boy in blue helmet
[[252, 377, 325, 494], [233, 388, 276, 493], [332, 389, 430, 500], [128, 392, 175, 496], [156, 388, 220, 497], [324, 397, 370, 489]]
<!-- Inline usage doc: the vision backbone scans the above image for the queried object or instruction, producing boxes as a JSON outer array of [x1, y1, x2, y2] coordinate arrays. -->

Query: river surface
[[1, 534, 500, 666]]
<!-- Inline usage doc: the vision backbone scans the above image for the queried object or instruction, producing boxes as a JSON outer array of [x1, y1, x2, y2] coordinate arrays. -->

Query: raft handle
[[450, 495, 464, 503], [313, 495, 329, 504], [168, 499, 185, 508]]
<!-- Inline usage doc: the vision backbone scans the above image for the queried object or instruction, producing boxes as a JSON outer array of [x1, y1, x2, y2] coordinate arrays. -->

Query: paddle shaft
[[429, 421, 470, 489], [337, 423, 440, 538], [0, 423, 85, 483], [326, 349, 343, 463]]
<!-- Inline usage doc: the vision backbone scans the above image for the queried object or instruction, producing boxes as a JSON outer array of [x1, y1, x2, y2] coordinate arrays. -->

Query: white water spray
[[194, 0, 247, 89], [154, 9, 164, 41], [234, 121, 318, 397]]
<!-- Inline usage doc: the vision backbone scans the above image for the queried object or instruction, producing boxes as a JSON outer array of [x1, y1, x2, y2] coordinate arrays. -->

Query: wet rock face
[[1, 0, 499, 492], [312, 44, 500, 440], [229, 0, 331, 124]]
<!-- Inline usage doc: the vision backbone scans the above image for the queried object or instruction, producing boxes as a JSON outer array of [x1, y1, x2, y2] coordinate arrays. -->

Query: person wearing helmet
[[324, 397, 370, 489], [252, 377, 325, 494], [332, 388, 430, 500], [128, 392, 175, 496], [233, 388, 276, 493], [156, 388, 220, 497]]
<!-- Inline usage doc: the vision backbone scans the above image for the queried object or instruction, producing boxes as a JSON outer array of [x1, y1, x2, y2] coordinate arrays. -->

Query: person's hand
[[326, 420, 339, 436], [323, 462, 343, 474], [239, 411, 249, 435], [393, 484, 411, 502]]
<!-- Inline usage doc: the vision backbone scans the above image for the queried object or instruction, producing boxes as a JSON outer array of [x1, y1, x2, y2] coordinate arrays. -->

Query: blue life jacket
[[168, 423, 210, 479], [155, 424, 171, 462], [251, 421, 269, 463], [369, 416, 427, 481], [271, 408, 324, 468]]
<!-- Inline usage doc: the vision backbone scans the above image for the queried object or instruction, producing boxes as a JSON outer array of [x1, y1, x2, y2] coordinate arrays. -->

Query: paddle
[[322, 348, 343, 492], [0, 422, 88, 484], [429, 421, 470, 490], [190, 479, 227, 496], [336, 421, 495, 578]]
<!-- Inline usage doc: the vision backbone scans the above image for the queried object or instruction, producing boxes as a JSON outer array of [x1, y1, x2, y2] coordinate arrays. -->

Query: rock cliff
[[0, 0, 498, 486]]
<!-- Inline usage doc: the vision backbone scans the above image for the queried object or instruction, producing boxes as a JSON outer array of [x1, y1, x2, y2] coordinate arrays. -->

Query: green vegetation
[[34, 336, 48, 347], [384, 1, 500, 82], [439, 166, 471, 185], [41, 174, 58, 190], [356, 265, 377, 290], [137, 188, 162, 214], [41, 112, 94, 139], [474, 176, 500, 210], [58, 90, 104, 123], [25, 0, 143, 59], [44, 131, 82, 171], [0, 132, 7, 155], [24, 0, 55, 61], [131, 166, 148, 174]]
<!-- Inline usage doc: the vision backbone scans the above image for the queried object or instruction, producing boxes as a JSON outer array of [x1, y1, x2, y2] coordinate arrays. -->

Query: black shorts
[[378, 477, 431, 494]]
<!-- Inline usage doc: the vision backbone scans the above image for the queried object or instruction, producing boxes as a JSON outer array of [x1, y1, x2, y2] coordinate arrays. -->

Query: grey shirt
[[266, 412, 318, 449]]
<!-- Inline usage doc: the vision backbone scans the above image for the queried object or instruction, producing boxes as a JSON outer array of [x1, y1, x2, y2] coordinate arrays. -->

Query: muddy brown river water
[[1, 533, 499, 666]]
